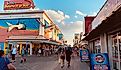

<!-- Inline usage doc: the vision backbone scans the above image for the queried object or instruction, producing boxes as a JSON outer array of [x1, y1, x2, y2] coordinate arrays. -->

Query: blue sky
[[0, 0, 106, 45]]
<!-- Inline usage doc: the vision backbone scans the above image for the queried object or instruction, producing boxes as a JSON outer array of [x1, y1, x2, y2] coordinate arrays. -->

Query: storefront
[[7, 41, 32, 55], [107, 31, 121, 70], [83, 0, 121, 70]]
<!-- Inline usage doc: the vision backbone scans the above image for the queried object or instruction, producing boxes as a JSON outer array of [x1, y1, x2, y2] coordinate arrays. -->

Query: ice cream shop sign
[[4, 0, 35, 10]]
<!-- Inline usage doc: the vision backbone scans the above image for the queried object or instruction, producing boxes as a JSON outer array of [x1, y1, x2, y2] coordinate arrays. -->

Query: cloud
[[58, 21, 83, 45], [45, 9, 83, 45], [45, 10, 70, 23], [76, 10, 87, 16], [88, 12, 97, 16], [75, 15, 78, 18]]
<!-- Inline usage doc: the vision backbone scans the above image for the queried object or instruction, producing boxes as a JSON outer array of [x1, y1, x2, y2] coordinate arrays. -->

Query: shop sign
[[4, 0, 35, 10], [90, 53, 110, 70], [84, 16, 95, 35], [58, 33, 63, 40], [80, 49, 90, 61], [0, 42, 4, 50]]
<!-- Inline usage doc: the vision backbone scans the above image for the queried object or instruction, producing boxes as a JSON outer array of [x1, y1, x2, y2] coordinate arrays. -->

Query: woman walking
[[60, 48, 65, 68], [11, 46, 17, 62], [20, 47, 26, 63]]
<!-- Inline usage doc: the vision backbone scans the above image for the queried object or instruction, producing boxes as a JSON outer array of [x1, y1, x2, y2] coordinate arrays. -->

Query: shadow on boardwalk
[[13, 55, 90, 70], [54, 56, 90, 70]]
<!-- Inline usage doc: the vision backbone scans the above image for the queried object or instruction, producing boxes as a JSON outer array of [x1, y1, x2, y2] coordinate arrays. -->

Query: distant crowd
[[0, 44, 80, 70]]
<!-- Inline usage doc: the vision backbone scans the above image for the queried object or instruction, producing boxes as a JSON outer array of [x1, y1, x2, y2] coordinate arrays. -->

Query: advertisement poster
[[90, 53, 110, 70], [4, 0, 35, 10], [80, 49, 90, 61]]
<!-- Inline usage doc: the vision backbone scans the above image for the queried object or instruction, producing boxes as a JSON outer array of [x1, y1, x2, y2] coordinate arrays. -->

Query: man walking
[[65, 45, 73, 68]]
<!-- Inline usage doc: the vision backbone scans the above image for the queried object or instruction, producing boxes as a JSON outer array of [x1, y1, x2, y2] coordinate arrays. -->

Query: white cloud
[[58, 10, 64, 16], [65, 15, 70, 19], [45, 10, 70, 23], [76, 10, 87, 16], [45, 9, 83, 45], [75, 15, 78, 18], [58, 21, 83, 45], [89, 12, 97, 16]]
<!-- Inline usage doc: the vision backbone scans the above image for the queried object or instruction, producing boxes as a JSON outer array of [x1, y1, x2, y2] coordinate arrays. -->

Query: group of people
[[6, 46, 27, 63], [58, 45, 73, 68], [0, 45, 28, 70], [34, 46, 57, 56]]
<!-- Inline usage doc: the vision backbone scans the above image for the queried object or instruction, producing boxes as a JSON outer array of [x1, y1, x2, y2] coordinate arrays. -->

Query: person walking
[[20, 47, 26, 63], [38, 47, 42, 56], [65, 45, 73, 68], [0, 50, 16, 70], [11, 46, 17, 62], [60, 48, 65, 68]]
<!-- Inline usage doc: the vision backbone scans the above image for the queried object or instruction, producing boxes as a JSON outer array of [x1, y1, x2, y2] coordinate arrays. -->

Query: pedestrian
[[65, 45, 73, 68], [38, 47, 42, 56], [6, 47, 10, 58], [36, 48, 39, 56], [11, 46, 17, 62], [0, 50, 16, 70], [60, 48, 65, 68], [20, 47, 26, 63]]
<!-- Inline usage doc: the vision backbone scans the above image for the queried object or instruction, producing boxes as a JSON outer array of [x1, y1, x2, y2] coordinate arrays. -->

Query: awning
[[83, 7, 121, 41], [6, 35, 61, 45]]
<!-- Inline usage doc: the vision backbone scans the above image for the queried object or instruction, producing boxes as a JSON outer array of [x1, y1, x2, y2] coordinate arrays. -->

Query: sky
[[0, 0, 106, 45]]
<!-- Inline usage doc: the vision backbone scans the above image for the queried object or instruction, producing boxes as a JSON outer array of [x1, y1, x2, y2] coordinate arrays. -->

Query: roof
[[6, 35, 61, 45], [83, 7, 121, 41], [0, 10, 44, 15]]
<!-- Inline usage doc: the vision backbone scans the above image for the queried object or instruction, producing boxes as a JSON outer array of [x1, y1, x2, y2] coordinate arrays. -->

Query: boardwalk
[[13, 55, 90, 70]]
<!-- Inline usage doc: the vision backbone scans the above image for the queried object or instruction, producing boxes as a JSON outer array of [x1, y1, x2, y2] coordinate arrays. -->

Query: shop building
[[83, 0, 121, 70], [0, 10, 64, 55], [73, 33, 80, 47]]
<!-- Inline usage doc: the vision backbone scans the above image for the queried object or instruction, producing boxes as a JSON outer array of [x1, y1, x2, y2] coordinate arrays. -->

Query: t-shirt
[[0, 57, 10, 70], [65, 47, 72, 56], [12, 48, 17, 54]]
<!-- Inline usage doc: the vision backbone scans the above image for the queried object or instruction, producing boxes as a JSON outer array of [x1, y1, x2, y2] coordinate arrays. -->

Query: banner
[[90, 53, 110, 70], [84, 16, 95, 35], [4, 0, 35, 10], [80, 49, 90, 61]]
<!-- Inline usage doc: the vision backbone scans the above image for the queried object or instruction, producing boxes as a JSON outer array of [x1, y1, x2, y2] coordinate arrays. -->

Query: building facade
[[73, 33, 81, 47], [83, 0, 121, 70], [0, 10, 64, 55]]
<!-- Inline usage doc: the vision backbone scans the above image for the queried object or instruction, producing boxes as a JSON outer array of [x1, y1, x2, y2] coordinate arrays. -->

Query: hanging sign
[[90, 53, 110, 70]]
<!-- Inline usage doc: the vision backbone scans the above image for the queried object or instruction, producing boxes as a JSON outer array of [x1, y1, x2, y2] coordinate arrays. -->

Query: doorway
[[111, 32, 121, 70]]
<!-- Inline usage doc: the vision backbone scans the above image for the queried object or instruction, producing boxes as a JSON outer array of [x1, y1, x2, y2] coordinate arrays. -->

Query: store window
[[44, 20, 49, 29], [93, 39, 101, 53], [111, 32, 121, 70]]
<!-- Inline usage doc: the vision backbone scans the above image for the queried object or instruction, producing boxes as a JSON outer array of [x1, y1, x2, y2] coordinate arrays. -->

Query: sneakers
[[20, 60, 23, 63], [61, 65, 70, 68], [61, 65, 64, 68], [20, 58, 27, 63]]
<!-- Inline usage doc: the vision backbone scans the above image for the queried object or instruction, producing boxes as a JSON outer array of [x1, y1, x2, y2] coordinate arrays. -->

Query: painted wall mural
[[0, 18, 40, 42], [0, 18, 40, 30]]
